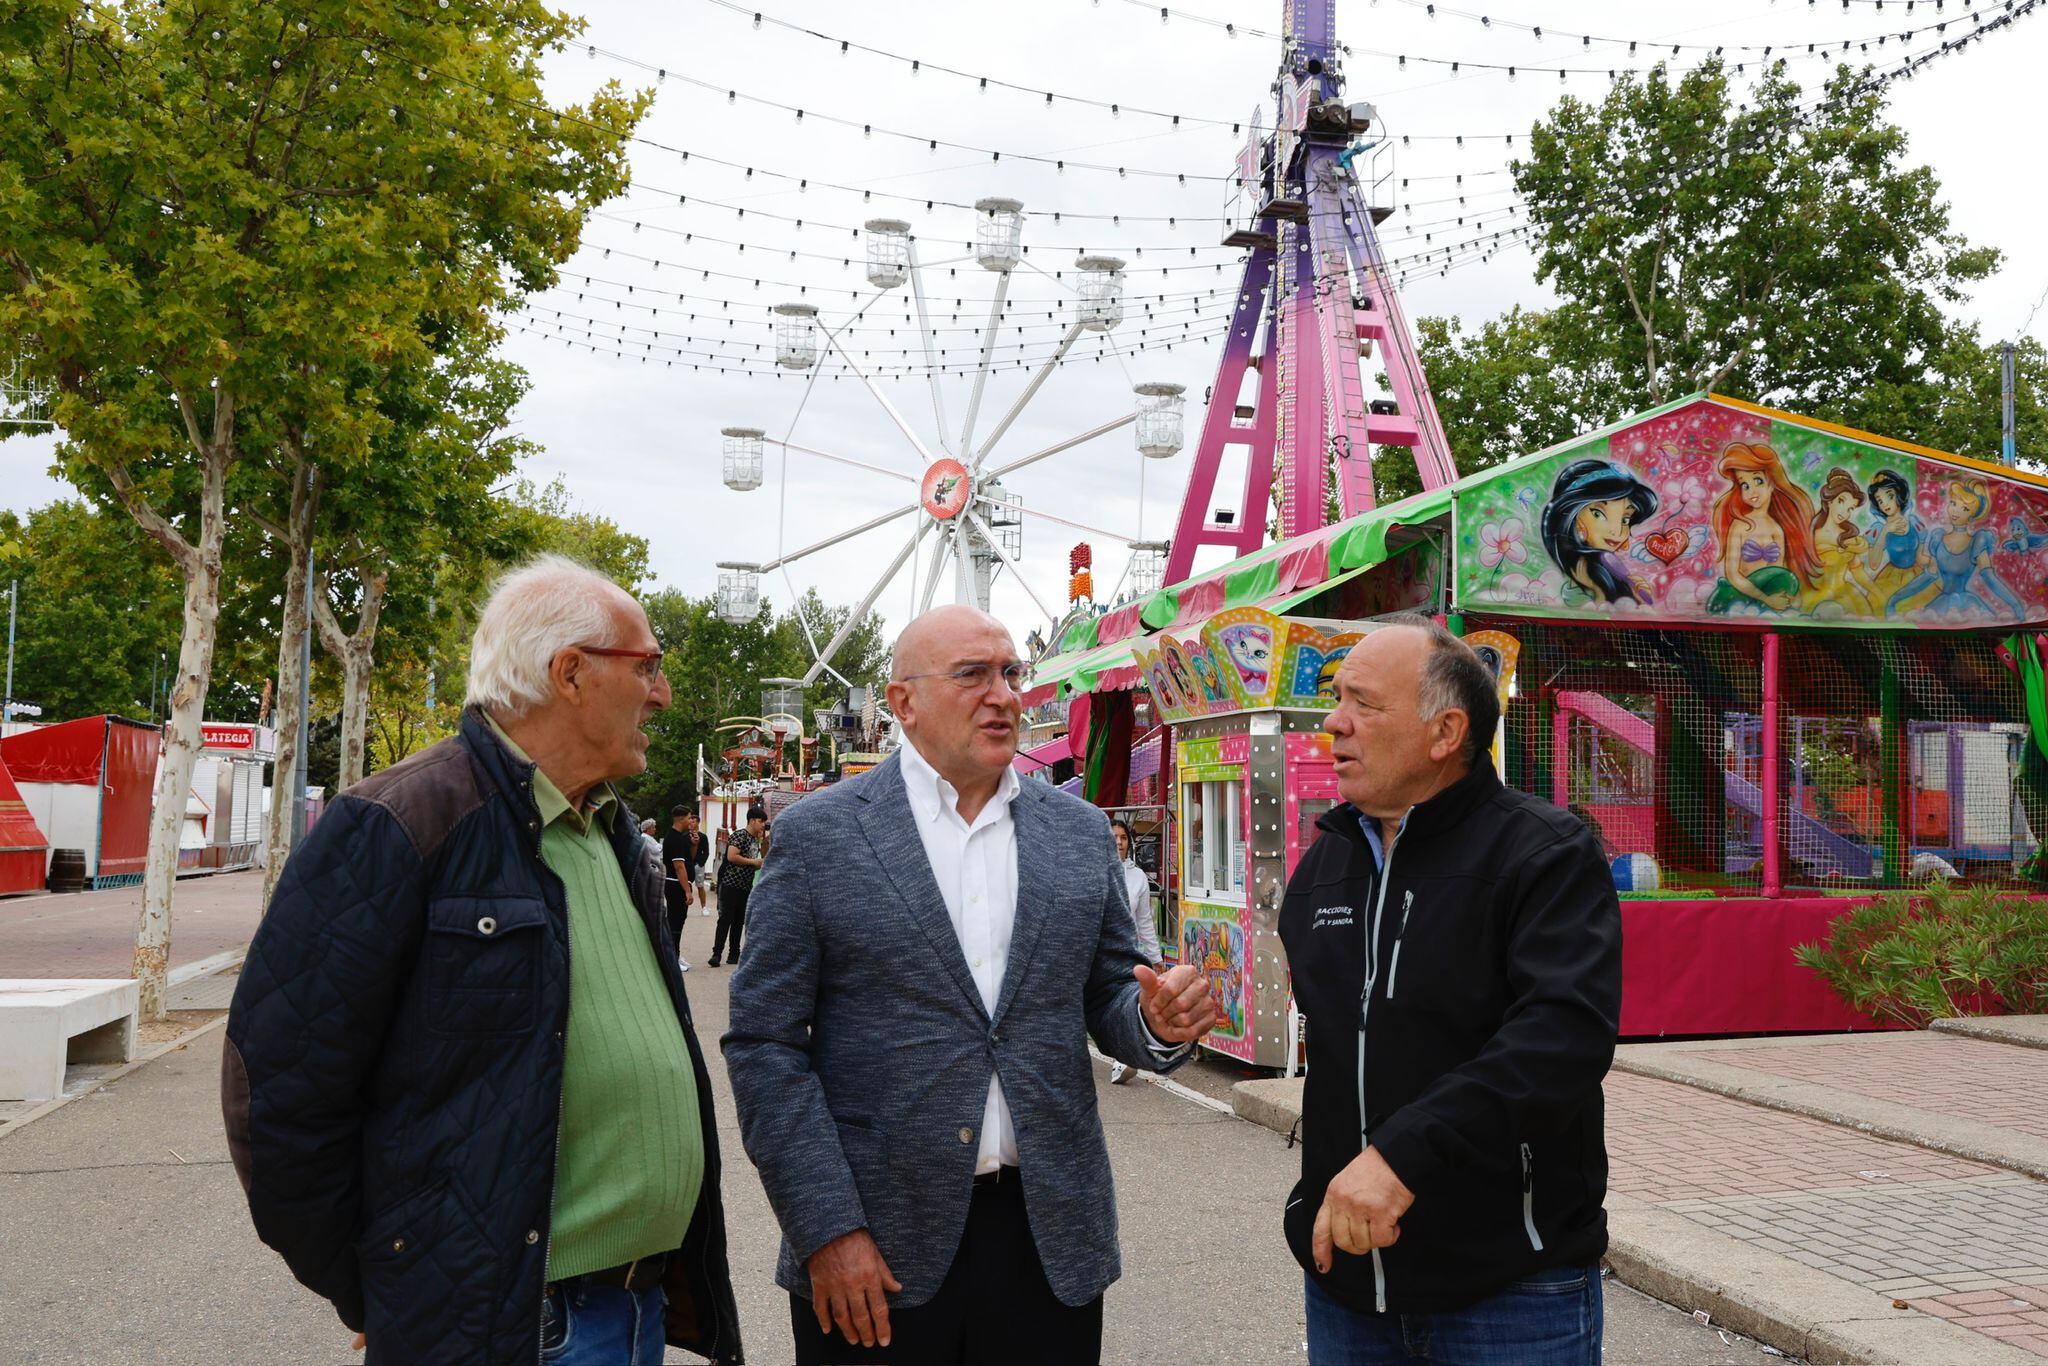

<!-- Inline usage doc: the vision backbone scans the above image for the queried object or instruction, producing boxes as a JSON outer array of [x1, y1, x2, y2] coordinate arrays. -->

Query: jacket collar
[[1317, 758, 1504, 850], [853, 749, 1051, 1026], [460, 706, 628, 846]]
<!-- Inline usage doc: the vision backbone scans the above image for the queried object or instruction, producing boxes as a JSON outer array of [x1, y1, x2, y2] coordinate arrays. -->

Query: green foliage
[[0, 500, 236, 720], [628, 587, 891, 813], [1410, 309, 1631, 491], [1411, 60, 2039, 474], [1794, 883, 2048, 1027]]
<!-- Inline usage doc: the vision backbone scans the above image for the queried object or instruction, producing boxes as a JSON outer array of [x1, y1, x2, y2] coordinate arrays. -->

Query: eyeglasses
[[573, 644, 667, 682], [897, 661, 1029, 692]]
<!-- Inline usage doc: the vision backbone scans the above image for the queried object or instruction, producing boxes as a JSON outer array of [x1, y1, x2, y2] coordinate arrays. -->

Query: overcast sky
[[5, 0, 2040, 659]]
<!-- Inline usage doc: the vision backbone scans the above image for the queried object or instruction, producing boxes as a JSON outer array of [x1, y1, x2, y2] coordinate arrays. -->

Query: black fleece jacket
[[1278, 761, 1621, 1315]]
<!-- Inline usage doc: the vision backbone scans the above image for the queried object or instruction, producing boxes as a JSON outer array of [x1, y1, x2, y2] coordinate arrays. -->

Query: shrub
[[1794, 882, 2048, 1027]]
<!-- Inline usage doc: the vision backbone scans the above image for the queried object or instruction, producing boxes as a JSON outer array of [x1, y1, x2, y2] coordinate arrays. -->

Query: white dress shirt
[[896, 739, 1184, 1176], [896, 737, 1025, 1175]]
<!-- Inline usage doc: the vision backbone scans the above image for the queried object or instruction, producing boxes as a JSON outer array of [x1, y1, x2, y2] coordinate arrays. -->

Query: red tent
[[0, 747, 49, 893], [1, 715, 159, 887]]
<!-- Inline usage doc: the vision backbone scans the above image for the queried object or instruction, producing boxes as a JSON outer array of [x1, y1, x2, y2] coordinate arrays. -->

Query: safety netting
[[1471, 617, 2044, 893]]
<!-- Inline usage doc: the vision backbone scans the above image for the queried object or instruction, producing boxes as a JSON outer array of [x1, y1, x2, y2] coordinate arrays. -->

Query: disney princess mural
[[1883, 476, 2026, 619], [1864, 469, 1936, 614], [1538, 458, 1660, 605], [1806, 467, 1882, 616], [1707, 442, 1819, 614]]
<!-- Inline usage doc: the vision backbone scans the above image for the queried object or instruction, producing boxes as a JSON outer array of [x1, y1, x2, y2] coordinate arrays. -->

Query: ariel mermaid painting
[[1707, 442, 1819, 615]]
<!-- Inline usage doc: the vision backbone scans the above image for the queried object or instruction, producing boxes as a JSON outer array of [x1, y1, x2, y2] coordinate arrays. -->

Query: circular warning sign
[[920, 458, 972, 521]]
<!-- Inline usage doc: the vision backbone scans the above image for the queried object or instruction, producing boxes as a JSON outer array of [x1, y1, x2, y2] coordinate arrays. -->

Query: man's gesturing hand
[[1312, 1146, 1415, 1273], [806, 1228, 903, 1349], [1135, 963, 1220, 1044]]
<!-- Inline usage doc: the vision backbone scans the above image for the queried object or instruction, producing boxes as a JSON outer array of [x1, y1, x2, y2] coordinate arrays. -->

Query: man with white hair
[[223, 555, 744, 1365]]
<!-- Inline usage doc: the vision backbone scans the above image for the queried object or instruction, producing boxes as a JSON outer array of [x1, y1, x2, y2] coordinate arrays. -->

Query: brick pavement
[[1679, 1035, 2048, 1144], [0, 870, 264, 978], [1608, 1069, 2048, 1358]]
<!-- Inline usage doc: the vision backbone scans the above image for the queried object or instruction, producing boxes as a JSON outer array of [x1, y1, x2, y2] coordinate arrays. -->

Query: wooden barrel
[[47, 848, 86, 894]]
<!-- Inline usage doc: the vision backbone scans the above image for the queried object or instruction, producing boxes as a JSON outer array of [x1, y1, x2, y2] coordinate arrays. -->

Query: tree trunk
[[120, 399, 235, 1022], [313, 566, 387, 791], [261, 460, 319, 909]]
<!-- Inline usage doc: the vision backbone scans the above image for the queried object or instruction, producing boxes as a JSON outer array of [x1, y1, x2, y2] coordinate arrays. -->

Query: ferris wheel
[[711, 197, 1188, 687]]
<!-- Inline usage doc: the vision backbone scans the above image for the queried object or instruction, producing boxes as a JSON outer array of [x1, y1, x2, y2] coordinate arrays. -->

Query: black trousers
[[712, 885, 750, 962], [662, 879, 690, 956], [789, 1173, 1104, 1365]]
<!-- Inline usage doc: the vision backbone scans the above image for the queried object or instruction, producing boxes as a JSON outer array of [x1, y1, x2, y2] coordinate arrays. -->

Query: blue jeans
[[540, 1280, 667, 1365], [1304, 1265, 1601, 1365]]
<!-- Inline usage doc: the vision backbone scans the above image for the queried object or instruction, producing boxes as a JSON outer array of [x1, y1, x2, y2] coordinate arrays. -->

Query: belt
[[973, 1165, 1021, 1187], [552, 1252, 668, 1293]]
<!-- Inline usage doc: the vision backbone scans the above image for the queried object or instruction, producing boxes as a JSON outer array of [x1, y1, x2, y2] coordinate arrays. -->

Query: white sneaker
[[679, 958, 692, 972], [1109, 1061, 1130, 1085]]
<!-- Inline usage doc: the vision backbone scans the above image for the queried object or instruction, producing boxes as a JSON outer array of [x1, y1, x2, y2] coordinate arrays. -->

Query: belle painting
[[1707, 442, 1819, 615], [1805, 467, 1881, 615], [1538, 458, 1660, 605]]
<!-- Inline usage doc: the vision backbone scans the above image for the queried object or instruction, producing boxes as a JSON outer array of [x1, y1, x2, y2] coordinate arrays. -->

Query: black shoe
[[707, 956, 721, 967]]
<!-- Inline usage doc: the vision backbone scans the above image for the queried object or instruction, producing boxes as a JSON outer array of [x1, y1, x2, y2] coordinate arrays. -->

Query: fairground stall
[[177, 722, 274, 875], [1029, 393, 2048, 1055], [0, 744, 50, 894], [0, 714, 158, 890]]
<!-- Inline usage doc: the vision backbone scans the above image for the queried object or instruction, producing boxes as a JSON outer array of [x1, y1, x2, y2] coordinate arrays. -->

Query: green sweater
[[489, 718, 704, 1281]]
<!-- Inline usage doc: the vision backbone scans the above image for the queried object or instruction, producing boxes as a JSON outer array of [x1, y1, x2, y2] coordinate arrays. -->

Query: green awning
[[1328, 485, 1455, 572], [1029, 485, 1456, 698]]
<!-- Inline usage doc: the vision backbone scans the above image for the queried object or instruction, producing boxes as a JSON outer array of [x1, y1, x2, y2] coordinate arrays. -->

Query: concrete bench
[[0, 979, 139, 1101]]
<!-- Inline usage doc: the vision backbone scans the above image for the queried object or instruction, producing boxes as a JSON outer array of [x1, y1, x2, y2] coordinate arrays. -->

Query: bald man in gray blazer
[[724, 606, 1218, 1364]]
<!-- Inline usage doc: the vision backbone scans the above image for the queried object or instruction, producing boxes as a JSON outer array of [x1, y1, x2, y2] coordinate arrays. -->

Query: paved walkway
[[1239, 1020, 2048, 1363], [0, 912, 1773, 1365], [0, 870, 264, 978], [1610, 1028, 2048, 1360]]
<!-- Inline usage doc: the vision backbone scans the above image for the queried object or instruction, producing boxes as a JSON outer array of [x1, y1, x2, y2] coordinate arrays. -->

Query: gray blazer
[[722, 753, 1181, 1309]]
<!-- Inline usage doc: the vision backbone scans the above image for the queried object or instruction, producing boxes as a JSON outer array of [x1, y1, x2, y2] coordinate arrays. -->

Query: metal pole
[[2003, 341, 2019, 465], [291, 555, 313, 848], [3, 579, 15, 723]]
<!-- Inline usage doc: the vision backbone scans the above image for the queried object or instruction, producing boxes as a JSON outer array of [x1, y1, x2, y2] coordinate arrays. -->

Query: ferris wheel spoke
[[984, 411, 1139, 481], [919, 525, 954, 615], [799, 519, 929, 688], [962, 507, 1061, 632], [759, 499, 922, 572], [971, 320, 1085, 471], [819, 325, 936, 464], [766, 437, 919, 482], [994, 499, 1134, 544], [955, 268, 1012, 457], [905, 240, 953, 456]]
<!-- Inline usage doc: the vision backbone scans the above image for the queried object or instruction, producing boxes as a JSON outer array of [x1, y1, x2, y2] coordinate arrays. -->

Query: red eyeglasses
[[572, 644, 667, 682]]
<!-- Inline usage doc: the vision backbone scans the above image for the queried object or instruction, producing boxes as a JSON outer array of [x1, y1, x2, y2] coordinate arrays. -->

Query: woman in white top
[[1109, 819, 1158, 1084]]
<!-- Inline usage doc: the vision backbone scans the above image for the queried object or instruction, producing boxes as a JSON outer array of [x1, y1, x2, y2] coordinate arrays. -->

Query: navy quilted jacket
[[222, 709, 744, 1364]]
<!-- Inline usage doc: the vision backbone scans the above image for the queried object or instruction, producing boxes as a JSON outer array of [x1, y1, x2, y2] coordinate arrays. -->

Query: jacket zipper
[[1520, 1142, 1544, 1253], [537, 834, 567, 1366], [1358, 839, 1397, 1314], [1383, 892, 1414, 1000]]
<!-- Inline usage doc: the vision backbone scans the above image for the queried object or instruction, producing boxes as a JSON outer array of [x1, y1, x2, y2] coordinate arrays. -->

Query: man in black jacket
[[223, 556, 743, 1364], [1279, 615, 1620, 1364]]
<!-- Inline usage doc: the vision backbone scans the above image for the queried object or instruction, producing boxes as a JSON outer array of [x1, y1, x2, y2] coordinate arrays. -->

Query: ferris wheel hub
[[919, 458, 972, 521]]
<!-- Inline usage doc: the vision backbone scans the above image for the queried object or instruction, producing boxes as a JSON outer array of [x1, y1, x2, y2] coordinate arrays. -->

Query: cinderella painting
[[1884, 477, 2026, 619], [1538, 458, 1660, 606]]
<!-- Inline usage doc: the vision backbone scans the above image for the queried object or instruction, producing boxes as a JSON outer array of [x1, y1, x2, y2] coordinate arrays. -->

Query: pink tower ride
[[1164, 0, 1457, 587]]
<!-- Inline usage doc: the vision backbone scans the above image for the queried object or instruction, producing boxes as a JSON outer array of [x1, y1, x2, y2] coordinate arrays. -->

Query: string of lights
[[1379, 0, 2007, 59], [697, 0, 1245, 129], [575, 45, 1237, 183], [525, 224, 1536, 373]]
